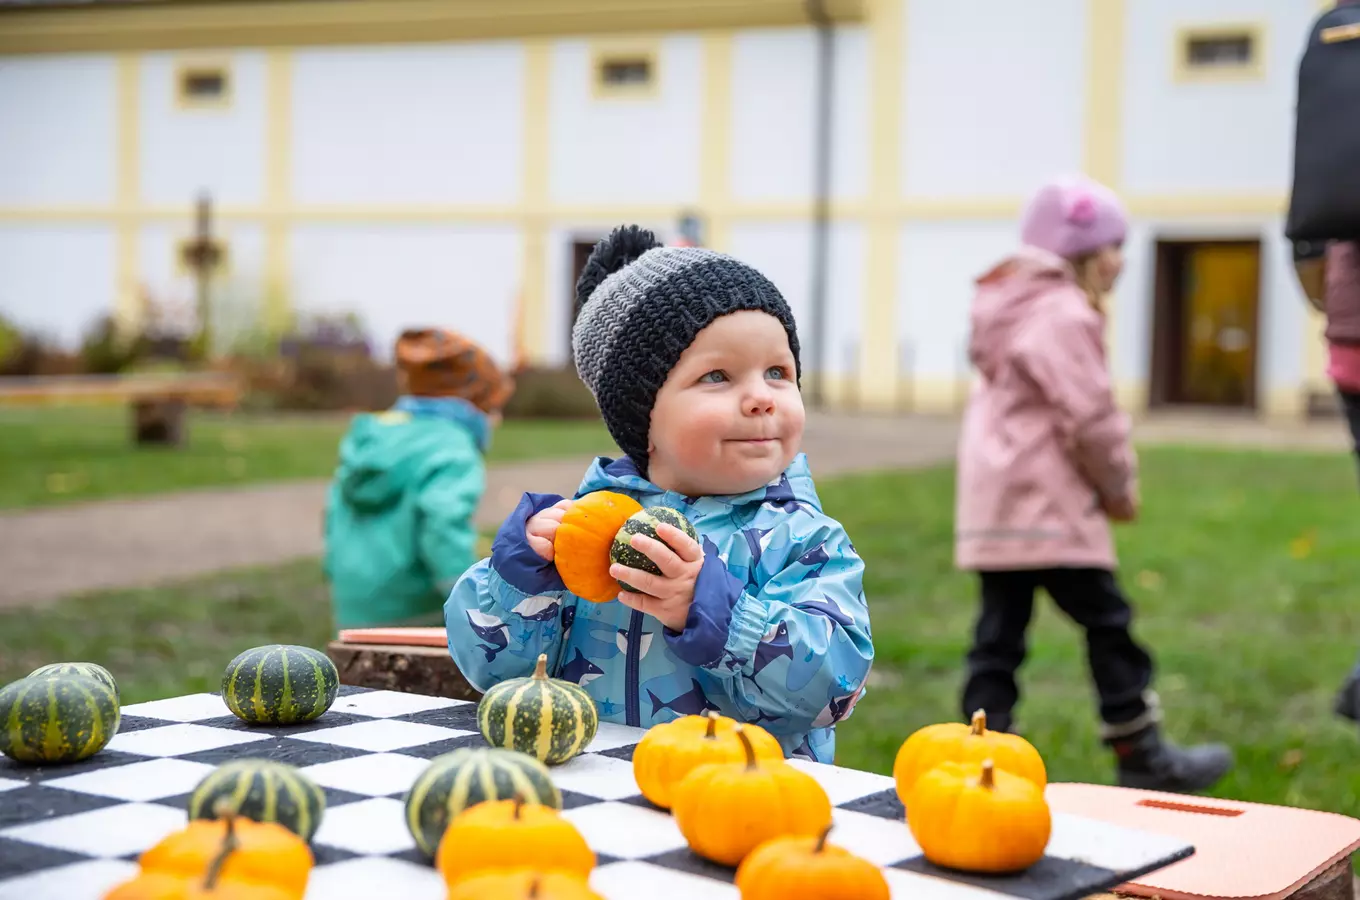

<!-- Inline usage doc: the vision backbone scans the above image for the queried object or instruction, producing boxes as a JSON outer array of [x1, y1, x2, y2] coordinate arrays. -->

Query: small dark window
[[178, 66, 230, 107], [1185, 34, 1254, 67], [599, 57, 652, 88]]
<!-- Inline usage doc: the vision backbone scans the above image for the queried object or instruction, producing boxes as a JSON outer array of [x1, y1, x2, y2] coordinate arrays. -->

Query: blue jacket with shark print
[[443, 452, 874, 763]]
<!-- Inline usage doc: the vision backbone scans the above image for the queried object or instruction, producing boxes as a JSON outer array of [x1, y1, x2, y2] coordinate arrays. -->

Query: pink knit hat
[[1020, 175, 1128, 259]]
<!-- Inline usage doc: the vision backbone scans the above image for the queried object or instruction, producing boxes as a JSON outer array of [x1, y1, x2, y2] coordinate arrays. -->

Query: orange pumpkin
[[131, 807, 312, 900], [446, 870, 605, 900], [735, 825, 889, 900], [553, 491, 643, 603], [437, 796, 596, 887], [906, 759, 1051, 874], [633, 710, 785, 810], [893, 709, 1046, 803], [105, 873, 294, 900]]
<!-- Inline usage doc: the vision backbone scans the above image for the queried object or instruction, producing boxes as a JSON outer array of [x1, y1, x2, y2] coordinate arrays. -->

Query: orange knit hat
[[394, 328, 514, 413]]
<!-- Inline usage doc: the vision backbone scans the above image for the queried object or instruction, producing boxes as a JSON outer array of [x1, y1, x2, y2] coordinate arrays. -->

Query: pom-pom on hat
[[571, 225, 801, 474], [1020, 174, 1128, 260]]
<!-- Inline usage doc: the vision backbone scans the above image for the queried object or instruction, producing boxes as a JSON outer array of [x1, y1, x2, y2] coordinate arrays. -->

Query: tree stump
[[132, 397, 186, 446], [326, 642, 482, 703]]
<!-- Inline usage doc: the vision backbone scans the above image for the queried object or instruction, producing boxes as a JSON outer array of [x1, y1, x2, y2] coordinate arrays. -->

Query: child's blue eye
[[766, 367, 788, 381], [699, 371, 727, 384]]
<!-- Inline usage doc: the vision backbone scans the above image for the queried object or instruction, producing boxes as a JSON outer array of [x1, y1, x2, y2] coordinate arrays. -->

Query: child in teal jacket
[[325, 328, 513, 631], [444, 227, 874, 763]]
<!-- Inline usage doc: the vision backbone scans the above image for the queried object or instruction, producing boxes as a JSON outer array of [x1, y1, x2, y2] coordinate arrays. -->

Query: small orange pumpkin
[[553, 491, 644, 603], [734, 824, 889, 900], [437, 796, 596, 887], [906, 758, 1051, 874], [671, 726, 832, 867], [446, 870, 605, 900], [893, 709, 1046, 802], [633, 710, 785, 810]]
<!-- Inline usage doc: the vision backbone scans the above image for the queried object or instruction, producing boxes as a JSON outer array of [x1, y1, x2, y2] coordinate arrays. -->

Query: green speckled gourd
[[0, 673, 120, 764], [403, 747, 561, 858], [477, 654, 598, 765], [221, 644, 339, 726], [610, 506, 699, 592], [187, 758, 326, 841], [29, 662, 119, 703]]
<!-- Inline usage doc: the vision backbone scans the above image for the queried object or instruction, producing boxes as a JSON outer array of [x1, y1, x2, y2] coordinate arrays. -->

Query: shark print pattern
[[443, 452, 875, 763]]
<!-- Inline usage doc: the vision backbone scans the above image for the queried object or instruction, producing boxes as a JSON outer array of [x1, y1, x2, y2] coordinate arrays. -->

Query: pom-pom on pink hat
[[1020, 174, 1128, 260]]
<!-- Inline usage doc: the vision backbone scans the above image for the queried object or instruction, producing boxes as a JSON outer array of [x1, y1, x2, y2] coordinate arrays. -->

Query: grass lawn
[[2, 447, 1358, 822], [0, 407, 614, 510]]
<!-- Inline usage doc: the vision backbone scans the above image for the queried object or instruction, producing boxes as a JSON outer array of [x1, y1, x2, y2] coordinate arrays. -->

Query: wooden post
[[180, 193, 224, 359], [132, 397, 186, 446]]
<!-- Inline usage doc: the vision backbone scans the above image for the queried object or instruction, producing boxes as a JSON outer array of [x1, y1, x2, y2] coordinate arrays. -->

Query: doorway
[[566, 240, 598, 363], [1149, 239, 1261, 409]]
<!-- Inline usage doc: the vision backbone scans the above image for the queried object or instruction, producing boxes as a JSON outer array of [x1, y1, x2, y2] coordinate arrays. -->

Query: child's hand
[[525, 499, 574, 562], [1104, 490, 1139, 523], [611, 524, 704, 632]]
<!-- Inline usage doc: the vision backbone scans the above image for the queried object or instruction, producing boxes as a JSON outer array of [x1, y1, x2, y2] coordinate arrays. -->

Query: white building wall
[[0, 225, 118, 347]]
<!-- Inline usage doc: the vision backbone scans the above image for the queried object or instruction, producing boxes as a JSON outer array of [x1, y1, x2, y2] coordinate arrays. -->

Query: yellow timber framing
[[114, 54, 140, 330], [0, 0, 865, 55]]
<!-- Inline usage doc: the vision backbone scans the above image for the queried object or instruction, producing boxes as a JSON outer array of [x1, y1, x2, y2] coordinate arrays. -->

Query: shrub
[[503, 366, 600, 420]]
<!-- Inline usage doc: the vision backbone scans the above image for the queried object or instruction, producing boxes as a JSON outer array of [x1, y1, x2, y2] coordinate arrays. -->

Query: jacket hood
[[574, 452, 823, 516], [335, 401, 481, 510], [968, 245, 1077, 381]]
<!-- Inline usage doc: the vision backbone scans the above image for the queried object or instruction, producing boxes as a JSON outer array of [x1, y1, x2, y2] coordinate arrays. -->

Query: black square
[[392, 734, 487, 760], [599, 744, 638, 762], [179, 737, 369, 767], [617, 793, 667, 814], [0, 749, 147, 785], [388, 847, 436, 867], [595, 852, 622, 867], [892, 855, 1127, 900], [0, 837, 94, 879], [195, 712, 369, 736], [153, 785, 372, 815], [114, 715, 170, 734], [312, 844, 364, 866], [641, 847, 736, 883], [558, 790, 607, 810], [336, 685, 371, 698], [395, 705, 479, 731], [837, 788, 903, 820], [0, 784, 123, 830]]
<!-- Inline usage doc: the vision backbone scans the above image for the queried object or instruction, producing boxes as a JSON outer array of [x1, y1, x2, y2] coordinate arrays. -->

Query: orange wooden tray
[[1046, 782, 1360, 900], [335, 626, 448, 647]]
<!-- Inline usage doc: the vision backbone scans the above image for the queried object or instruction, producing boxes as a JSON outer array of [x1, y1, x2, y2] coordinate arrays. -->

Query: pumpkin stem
[[513, 793, 526, 820], [980, 759, 995, 789], [528, 876, 540, 899], [814, 823, 834, 853], [532, 654, 548, 681], [204, 803, 240, 890], [970, 709, 987, 736], [734, 725, 757, 771], [704, 709, 719, 739]]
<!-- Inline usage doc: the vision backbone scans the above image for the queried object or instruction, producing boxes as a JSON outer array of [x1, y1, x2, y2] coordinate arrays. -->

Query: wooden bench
[[0, 371, 243, 445]]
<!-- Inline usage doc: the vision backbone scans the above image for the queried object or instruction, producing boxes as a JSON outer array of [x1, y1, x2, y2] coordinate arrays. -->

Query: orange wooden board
[[335, 626, 448, 647]]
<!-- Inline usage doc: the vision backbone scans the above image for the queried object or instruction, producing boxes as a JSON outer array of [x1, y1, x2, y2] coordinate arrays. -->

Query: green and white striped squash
[[221, 644, 339, 726], [29, 662, 120, 703], [403, 747, 561, 858], [477, 653, 598, 765], [0, 672, 120, 764], [610, 506, 699, 592], [188, 759, 326, 841]]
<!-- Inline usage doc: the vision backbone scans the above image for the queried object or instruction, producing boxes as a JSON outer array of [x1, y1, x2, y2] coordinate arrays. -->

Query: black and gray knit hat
[[572, 225, 801, 474]]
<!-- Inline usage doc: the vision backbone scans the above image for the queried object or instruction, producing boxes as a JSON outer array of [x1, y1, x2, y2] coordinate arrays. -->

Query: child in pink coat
[[954, 175, 1233, 793]]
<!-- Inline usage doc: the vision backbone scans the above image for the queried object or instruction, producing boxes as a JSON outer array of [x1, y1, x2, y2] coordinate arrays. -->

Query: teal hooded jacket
[[324, 396, 490, 630]]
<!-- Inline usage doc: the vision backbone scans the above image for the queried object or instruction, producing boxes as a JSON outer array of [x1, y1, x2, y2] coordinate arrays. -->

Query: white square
[[0, 802, 186, 857], [0, 777, 24, 794], [312, 797, 414, 855], [119, 693, 230, 722], [45, 758, 217, 802], [106, 723, 269, 757], [590, 860, 739, 900], [1044, 810, 1193, 871], [786, 758, 897, 805], [0, 860, 140, 900], [331, 691, 470, 718], [562, 801, 688, 860], [304, 856, 444, 899], [882, 866, 1015, 900], [301, 753, 429, 797], [550, 753, 640, 800], [289, 720, 472, 753], [585, 721, 648, 752], [827, 808, 920, 866]]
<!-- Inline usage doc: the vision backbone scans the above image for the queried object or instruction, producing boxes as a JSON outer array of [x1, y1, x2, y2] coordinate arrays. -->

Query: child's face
[[1090, 242, 1125, 294], [646, 310, 804, 496]]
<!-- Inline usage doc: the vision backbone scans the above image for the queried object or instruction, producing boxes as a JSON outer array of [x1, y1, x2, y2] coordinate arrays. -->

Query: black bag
[[1286, 3, 1360, 242]]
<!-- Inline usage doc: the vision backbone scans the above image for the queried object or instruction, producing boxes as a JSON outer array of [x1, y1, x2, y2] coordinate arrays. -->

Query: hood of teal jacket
[[336, 398, 485, 511]]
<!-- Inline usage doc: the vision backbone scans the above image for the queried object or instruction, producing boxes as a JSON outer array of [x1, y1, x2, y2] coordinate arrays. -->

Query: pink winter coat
[[955, 247, 1138, 572]]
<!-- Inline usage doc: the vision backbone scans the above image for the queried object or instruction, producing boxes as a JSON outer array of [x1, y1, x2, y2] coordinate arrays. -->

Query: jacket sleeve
[[443, 491, 576, 692], [1013, 301, 1137, 505], [662, 517, 873, 736], [416, 451, 486, 597]]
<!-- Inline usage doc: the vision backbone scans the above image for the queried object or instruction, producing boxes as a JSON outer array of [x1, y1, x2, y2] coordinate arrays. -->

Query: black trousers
[[1342, 389, 1360, 483], [961, 568, 1154, 734]]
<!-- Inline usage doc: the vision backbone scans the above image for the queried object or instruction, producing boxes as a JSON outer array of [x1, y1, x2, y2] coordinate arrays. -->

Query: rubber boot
[[1107, 725, 1234, 794], [1333, 669, 1360, 723]]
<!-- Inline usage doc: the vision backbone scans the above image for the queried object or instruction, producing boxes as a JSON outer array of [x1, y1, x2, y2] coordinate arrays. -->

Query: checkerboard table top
[[0, 687, 1194, 900]]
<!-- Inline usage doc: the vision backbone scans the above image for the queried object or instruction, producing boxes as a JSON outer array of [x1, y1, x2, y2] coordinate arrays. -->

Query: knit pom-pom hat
[[1020, 174, 1128, 260], [571, 225, 801, 474]]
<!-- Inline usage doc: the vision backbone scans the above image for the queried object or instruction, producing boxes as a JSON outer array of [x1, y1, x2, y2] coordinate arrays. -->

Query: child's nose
[[745, 385, 776, 415]]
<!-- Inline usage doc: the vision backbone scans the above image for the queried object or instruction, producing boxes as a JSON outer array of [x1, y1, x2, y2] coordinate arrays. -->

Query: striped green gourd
[[0, 672, 120, 764], [403, 747, 561, 858], [221, 644, 339, 726], [610, 506, 699, 592], [477, 654, 598, 765], [188, 759, 326, 841], [29, 662, 120, 703]]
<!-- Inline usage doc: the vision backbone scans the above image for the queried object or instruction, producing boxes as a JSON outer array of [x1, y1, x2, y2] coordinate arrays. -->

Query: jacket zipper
[[625, 609, 644, 727]]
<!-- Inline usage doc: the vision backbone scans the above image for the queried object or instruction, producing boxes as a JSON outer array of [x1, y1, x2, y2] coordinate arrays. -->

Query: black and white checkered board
[[0, 687, 1193, 900]]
